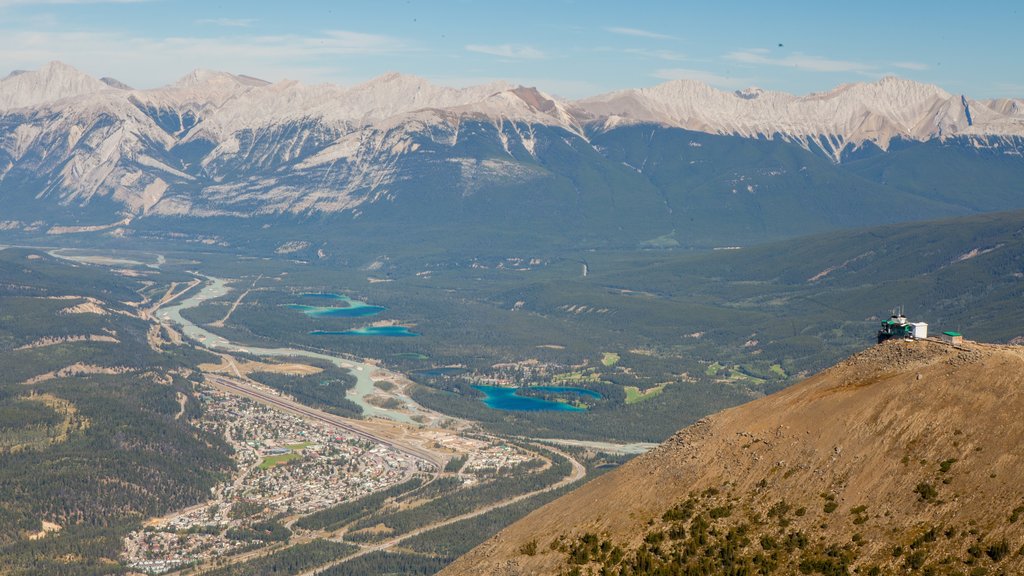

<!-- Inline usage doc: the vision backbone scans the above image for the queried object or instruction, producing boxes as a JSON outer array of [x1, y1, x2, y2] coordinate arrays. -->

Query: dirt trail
[[210, 275, 261, 328], [173, 392, 187, 420], [146, 279, 201, 315]]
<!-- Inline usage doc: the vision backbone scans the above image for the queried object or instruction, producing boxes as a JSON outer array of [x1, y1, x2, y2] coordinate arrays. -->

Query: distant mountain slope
[[0, 62, 1022, 249], [0, 61, 118, 110], [580, 76, 1024, 160], [579, 208, 1024, 372], [444, 340, 1024, 575]]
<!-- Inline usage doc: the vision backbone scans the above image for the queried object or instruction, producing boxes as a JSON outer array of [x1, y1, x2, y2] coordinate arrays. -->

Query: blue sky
[[0, 0, 1020, 98]]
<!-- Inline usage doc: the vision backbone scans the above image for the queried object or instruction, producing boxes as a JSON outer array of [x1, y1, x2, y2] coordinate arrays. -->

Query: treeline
[[315, 482, 583, 576], [0, 248, 145, 302], [0, 524, 133, 576], [316, 551, 449, 576], [345, 452, 572, 542], [0, 297, 109, 351], [293, 477, 424, 532], [0, 370, 233, 549], [247, 360, 362, 418], [0, 255, 234, 575], [402, 481, 578, 559], [552, 495, 858, 576], [444, 454, 468, 473], [199, 539, 356, 576], [0, 299, 172, 383], [224, 520, 290, 543]]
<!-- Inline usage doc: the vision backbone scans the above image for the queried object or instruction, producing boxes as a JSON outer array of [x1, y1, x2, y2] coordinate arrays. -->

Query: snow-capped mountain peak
[[0, 62, 1021, 224], [0, 61, 112, 111], [173, 68, 270, 88], [575, 75, 1006, 159]]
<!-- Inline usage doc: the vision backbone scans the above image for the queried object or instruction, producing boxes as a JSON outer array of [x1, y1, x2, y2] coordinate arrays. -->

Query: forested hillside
[[0, 249, 232, 576]]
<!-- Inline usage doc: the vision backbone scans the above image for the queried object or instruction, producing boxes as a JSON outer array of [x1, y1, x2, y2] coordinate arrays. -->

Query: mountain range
[[1, 61, 1023, 250]]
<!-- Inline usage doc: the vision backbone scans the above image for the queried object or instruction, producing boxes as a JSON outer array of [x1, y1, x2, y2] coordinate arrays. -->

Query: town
[[121, 379, 549, 574], [121, 386, 427, 573]]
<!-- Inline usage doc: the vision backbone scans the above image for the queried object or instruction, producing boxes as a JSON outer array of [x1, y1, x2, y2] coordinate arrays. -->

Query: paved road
[[204, 374, 446, 470], [296, 443, 586, 575], [538, 437, 658, 455]]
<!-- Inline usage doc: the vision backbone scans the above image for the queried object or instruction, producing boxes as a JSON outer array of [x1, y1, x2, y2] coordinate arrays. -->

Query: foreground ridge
[[444, 339, 1024, 575]]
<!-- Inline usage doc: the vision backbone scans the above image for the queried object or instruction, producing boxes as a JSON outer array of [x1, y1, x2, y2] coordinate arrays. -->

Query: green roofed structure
[[878, 307, 928, 343], [942, 331, 964, 345]]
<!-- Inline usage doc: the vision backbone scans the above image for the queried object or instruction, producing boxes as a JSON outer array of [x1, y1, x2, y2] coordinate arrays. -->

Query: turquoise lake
[[290, 293, 385, 318], [472, 385, 602, 412], [311, 326, 419, 337]]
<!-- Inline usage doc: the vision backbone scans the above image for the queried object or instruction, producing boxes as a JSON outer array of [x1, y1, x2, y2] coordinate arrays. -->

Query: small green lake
[[472, 385, 602, 412], [290, 293, 385, 318]]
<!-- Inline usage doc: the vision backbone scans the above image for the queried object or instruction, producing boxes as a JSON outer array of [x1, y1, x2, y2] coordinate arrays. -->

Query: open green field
[[624, 384, 665, 404], [259, 452, 302, 469]]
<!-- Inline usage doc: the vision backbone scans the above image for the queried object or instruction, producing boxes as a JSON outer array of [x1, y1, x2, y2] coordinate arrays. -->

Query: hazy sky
[[0, 0, 1020, 98]]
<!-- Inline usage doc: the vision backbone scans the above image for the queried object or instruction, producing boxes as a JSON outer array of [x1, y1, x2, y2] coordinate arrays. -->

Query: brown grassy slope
[[443, 340, 1024, 575]]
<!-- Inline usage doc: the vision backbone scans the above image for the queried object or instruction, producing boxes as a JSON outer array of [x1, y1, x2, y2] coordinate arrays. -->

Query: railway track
[[204, 374, 444, 469]]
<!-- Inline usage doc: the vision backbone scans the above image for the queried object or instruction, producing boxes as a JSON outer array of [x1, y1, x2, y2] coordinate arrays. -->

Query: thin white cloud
[[0, 29, 411, 87], [892, 61, 929, 71], [990, 82, 1024, 97], [726, 49, 869, 73], [465, 44, 545, 60], [606, 27, 674, 40], [653, 67, 752, 89], [195, 18, 256, 28], [314, 30, 410, 54], [624, 48, 687, 61]]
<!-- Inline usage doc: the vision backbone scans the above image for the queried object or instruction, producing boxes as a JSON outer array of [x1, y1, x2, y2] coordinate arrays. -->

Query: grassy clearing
[[731, 373, 765, 385], [286, 442, 313, 450], [704, 362, 769, 385], [601, 352, 621, 367], [624, 384, 666, 404], [551, 369, 602, 384], [770, 364, 787, 377], [259, 452, 301, 469]]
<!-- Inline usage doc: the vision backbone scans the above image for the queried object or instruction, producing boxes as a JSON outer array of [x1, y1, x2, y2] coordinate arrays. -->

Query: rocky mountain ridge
[[5, 63, 1022, 149], [443, 339, 1024, 575], [580, 76, 1024, 159], [1, 62, 1022, 248]]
